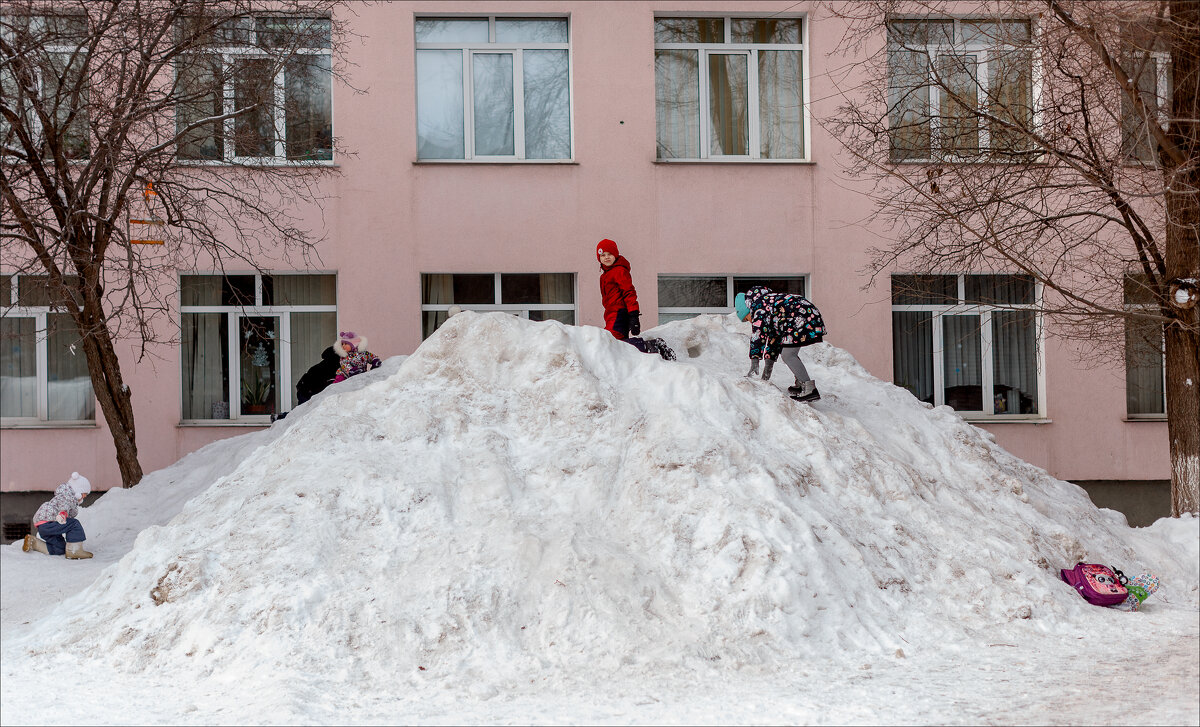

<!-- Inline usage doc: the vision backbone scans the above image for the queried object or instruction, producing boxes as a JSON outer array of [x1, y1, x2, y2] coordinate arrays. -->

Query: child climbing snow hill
[[596, 238, 674, 361], [736, 285, 826, 402], [333, 331, 382, 383], [22, 472, 94, 559]]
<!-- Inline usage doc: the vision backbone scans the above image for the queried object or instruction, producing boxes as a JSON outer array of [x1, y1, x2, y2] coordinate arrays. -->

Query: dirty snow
[[2, 312, 1197, 725]]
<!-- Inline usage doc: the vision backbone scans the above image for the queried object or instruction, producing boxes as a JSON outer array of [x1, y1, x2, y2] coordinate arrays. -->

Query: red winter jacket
[[599, 255, 640, 334]]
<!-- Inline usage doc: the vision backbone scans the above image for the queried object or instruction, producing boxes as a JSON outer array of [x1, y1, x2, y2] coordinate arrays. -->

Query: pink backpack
[[1060, 563, 1128, 606]]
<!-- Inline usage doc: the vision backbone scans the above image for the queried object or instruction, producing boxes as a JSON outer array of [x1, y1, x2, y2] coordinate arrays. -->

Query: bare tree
[[823, 0, 1198, 515], [1, 0, 357, 487]]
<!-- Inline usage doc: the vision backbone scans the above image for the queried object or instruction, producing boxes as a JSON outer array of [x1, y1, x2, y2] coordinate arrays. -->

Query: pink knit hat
[[335, 331, 367, 357]]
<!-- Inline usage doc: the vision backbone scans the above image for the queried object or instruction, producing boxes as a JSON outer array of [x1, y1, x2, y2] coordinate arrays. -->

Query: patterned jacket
[[746, 285, 827, 360], [33, 483, 81, 525], [334, 349, 382, 382]]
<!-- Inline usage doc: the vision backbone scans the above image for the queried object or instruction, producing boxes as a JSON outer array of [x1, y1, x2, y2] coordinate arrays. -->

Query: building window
[[891, 274, 1041, 416], [887, 18, 1033, 161], [658, 275, 807, 322], [1124, 274, 1166, 417], [175, 17, 333, 162], [1119, 21, 1171, 164], [654, 16, 806, 160], [421, 273, 575, 338], [0, 274, 95, 423], [0, 15, 91, 159], [415, 17, 572, 161], [179, 273, 337, 421]]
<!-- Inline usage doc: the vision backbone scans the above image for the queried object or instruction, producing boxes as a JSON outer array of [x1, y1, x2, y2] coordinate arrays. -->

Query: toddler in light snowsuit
[[332, 331, 382, 383], [23, 472, 94, 559], [736, 285, 827, 402], [596, 238, 674, 360]]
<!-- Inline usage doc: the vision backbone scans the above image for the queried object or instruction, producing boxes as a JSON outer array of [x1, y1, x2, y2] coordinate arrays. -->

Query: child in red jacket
[[596, 238, 674, 360]]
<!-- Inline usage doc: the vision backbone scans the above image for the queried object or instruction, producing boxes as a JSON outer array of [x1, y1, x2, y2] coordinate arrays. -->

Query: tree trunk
[[78, 305, 144, 488]]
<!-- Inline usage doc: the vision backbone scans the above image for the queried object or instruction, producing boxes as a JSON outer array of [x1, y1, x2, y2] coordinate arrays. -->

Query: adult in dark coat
[[295, 346, 341, 405]]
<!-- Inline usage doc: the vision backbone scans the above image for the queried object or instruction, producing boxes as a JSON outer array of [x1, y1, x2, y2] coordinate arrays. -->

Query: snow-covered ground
[[2, 312, 1197, 725]]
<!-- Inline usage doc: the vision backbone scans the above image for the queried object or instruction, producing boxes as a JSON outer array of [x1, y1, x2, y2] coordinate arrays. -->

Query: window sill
[[178, 420, 271, 428], [965, 416, 1051, 424], [413, 159, 578, 165], [653, 158, 814, 165], [1123, 416, 1168, 423], [176, 160, 339, 169], [1, 421, 98, 429]]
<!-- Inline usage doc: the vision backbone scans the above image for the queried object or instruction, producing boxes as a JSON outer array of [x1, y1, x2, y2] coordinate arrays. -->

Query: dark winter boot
[[788, 380, 822, 403], [22, 534, 49, 555], [64, 541, 93, 560], [648, 338, 676, 361], [760, 359, 775, 380]]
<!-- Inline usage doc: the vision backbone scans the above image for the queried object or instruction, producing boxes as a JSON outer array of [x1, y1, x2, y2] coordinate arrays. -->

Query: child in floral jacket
[[333, 331, 382, 383], [23, 472, 94, 559], [736, 285, 827, 402]]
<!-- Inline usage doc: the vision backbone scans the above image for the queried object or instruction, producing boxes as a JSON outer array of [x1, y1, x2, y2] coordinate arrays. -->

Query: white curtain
[[942, 314, 982, 410], [1125, 318, 1165, 415], [758, 50, 803, 159], [47, 313, 94, 420], [655, 50, 699, 158], [991, 311, 1038, 414], [1, 317, 37, 417], [290, 311, 337, 402], [181, 312, 228, 419], [422, 274, 455, 338]]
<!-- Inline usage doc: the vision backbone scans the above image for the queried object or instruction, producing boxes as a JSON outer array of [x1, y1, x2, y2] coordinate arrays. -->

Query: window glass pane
[[263, 274, 336, 306], [709, 53, 748, 155], [176, 55, 223, 160], [529, 310, 574, 324], [655, 49, 699, 158], [655, 18, 724, 44], [181, 275, 221, 306], [48, 52, 89, 159], [523, 50, 571, 159], [234, 58, 275, 156], [988, 50, 1032, 154], [289, 311, 337, 407], [659, 276, 726, 307], [181, 312, 229, 419], [417, 50, 466, 159], [240, 316, 279, 417], [892, 311, 933, 405], [937, 54, 979, 156], [733, 277, 806, 297], [758, 50, 803, 158], [0, 317, 37, 417], [943, 314, 982, 411], [888, 49, 930, 160], [992, 310, 1038, 414], [658, 312, 702, 323], [495, 18, 567, 43], [731, 18, 801, 44], [423, 311, 449, 340], [473, 53, 515, 155], [891, 275, 956, 304], [285, 55, 332, 160], [1121, 54, 1162, 161], [1125, 316, 1165, 415], [16, 276, 81, 308], [415, 18, 489, 43], [965, 274, 1033, 304], [47, 313, 93, 420], [501, 274, 573, 305], [962, 20, 1029, 45], [1123, 273, 1157, 305], [0, 275, 11, 306], [422, 274, 494, 305], [256, 17, 331, 49]]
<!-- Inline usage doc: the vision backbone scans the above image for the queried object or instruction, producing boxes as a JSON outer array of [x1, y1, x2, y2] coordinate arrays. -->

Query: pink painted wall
[[0, 1, 1169, 493]]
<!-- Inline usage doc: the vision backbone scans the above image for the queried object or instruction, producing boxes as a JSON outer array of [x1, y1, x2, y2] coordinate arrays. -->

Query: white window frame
[[887, 16, 1038, 162], [0, 15, 91, 159], [653, 15, 810, 162], [176, 17, 333, 165], [178, 272, 337, 423], [657, 274, 810, 320], [891, 274, 1047, 419], [0, 273, 95, 425], [414, 16, 574, 162]]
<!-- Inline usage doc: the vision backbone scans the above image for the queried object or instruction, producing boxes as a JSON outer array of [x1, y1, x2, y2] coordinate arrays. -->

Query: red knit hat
[[596, 238, 619, 262]]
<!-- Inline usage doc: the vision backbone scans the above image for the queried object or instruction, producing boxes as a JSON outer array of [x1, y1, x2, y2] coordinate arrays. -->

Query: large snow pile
[[8, 312, 1198, 693]]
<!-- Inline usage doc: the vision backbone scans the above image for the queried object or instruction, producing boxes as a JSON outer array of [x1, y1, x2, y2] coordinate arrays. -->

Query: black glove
[[761, 358, 775, 381], [628, 311, 641, 336], [745, 359, 760, 377]]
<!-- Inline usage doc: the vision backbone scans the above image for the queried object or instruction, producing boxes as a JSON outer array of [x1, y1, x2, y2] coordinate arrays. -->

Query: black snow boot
[[788, 380, 821, 403]]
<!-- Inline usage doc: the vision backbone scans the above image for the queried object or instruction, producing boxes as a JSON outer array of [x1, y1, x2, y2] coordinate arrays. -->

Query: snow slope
[[2, 312, 1196, 724]]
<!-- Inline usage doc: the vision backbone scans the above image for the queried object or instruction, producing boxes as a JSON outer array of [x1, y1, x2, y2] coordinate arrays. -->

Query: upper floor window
[[1120, 22, 1171, 164], [887, 18, 1033, 161], [1123, 274, 1166, 417], [0, 14, 91, 159], [180, 273, 337, 421], [175, 17, 332, 163], [415, 17, 571, 161], [654, 16, 806, 160], [421, 273, 575, 338], [658, 275, 807, 322], [891, 274, 1042, 417], [1, 274, 95, 423]]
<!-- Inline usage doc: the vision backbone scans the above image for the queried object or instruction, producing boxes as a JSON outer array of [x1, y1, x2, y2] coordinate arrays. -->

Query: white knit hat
[[67, 472, 92, 496]]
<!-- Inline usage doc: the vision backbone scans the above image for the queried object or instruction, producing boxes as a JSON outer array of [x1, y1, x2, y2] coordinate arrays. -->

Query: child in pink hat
[[332, 331, 382, 383]]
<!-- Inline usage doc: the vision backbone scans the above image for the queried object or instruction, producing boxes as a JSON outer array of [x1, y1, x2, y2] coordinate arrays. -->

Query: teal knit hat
[[734, 293, 750, 321]]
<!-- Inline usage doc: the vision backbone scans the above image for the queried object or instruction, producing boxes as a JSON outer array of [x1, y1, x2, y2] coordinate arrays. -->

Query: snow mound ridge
[[16, 312, 1174, 685]]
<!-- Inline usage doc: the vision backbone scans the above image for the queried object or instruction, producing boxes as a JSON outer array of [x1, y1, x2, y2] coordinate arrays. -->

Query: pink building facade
[[0, 3, 1169, 520]]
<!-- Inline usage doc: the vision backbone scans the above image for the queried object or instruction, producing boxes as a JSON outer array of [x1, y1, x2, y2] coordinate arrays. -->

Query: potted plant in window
[[241, 375, 274, 416]]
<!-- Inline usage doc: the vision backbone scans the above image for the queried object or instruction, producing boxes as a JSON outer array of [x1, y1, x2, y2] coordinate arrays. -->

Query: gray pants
[[780, 346, 810, 384]]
